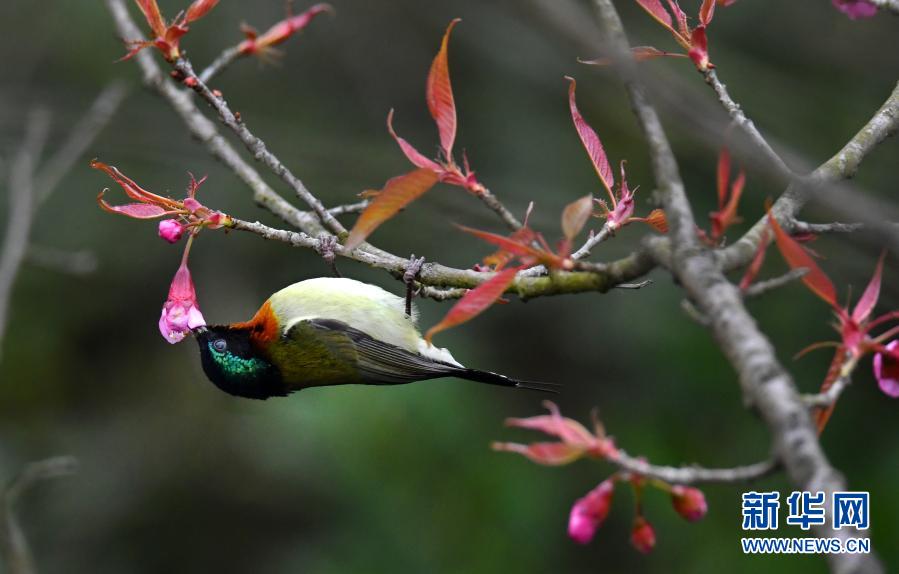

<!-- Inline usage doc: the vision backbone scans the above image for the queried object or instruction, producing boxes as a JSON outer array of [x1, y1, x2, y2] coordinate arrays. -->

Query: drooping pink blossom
[[630, 515, 656, 554], [158, 219, 185, 243], [671, 486, 708, 522], [568, 479, 615, 544], [874, 340, 899, 398], [832, 0, 878, 19], [159, 260, 205, 344]]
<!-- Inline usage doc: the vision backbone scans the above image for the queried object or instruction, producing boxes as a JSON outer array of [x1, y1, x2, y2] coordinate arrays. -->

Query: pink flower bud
[[874, 340, 899, 398], [568, 479, 615, 544], [671, 486, 708, 522], [159, 262, 205, 344], [630, 516, 656, 554], [832, 0, 878, 19], [158, 219, 185, 243]]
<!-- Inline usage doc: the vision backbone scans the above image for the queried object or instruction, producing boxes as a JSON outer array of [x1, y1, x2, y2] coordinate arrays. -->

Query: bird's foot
[[403, 254, 425, 317], [315, 234, 341, 277]]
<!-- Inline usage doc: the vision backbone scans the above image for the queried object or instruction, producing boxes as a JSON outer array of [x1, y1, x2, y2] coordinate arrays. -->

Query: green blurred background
[[1, 1, 897, 572]]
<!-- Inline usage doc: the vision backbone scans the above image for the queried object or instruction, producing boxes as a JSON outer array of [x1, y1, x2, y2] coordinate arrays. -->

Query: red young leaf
[[712, 170, 744, 239], [97, 196, 170, 219], [136, 0, 167, 37], [427, 18, 460, 158], [699, 0, 717, 26], [491, 441, 585, 466], [716, 147, 730, 209], [739, 228, 770, 291], [814, 347, 847, 434], [387, 110, 441, 171], [458, 226, 544, 260], [562, 195, 594, 241], [635, 0, 675, 32], [687, 26, 710, 70], [344, 168, 439, 251], [767, 207, 837, 308], [851, 251, 886, 324], [635, 209, 669, 233], [425, 266, 521, 342], [666, 0, 690, 37], [483, 227, 539, 269], [90, 160, 180, 208], [566, 77, 615, 203], [184, 0, 220, 24], [578, 46, 688, 66]]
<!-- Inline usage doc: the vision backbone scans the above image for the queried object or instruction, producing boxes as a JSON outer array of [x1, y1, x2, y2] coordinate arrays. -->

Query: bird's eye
[[212, 338, 227, 352]]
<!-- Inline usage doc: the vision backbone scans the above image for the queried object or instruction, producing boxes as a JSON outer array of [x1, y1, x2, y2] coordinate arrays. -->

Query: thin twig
[[791, 220, 867, 235], [478, 187, 523, 231], [743, 268, 808, 298], [0, 110, 51, 360], [571, 224, 612, 260], [33, 82, 128, 206], [610, 451, 778, 486], [803, 355, 858, 409], [868, 0, 899, 15], [0, 456, 78, 574], [701, 69, 792, 180], [26, 246, 98, 276], [328, 200, 369, 217], [198, 45, 242, 84], [174, 57, 346, 235], [718, 81, 899, 273]]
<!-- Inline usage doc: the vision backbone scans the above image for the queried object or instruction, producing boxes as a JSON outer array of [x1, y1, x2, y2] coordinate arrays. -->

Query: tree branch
[[610, 451, 777, 486], [718, 81, 899, 272], [0, 456, 78, 574], [592, 2, 882, 571], [0, 110, 51, 361], [701, 68, 792, 180]]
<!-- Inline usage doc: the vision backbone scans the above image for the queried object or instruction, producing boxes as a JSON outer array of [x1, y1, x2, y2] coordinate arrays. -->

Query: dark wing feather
[[297, 318, 463, 385]]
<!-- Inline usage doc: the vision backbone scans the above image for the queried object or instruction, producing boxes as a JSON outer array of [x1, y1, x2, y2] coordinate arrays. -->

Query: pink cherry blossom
[[874, 340, 899, 398], [832, 0, 878, 19], [159, 261, 205, 344]]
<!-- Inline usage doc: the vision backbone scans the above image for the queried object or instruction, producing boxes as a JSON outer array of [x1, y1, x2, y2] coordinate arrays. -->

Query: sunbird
[[193, 278, 555, 399]]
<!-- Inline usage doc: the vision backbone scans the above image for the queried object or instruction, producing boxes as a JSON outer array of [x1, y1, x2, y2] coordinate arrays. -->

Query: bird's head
[[192, 324, 285, 399]]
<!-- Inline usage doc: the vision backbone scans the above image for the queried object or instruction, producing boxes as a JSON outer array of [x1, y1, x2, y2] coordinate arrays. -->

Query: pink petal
[[832, 0, 878, 19], [874, 340, 899, 398]]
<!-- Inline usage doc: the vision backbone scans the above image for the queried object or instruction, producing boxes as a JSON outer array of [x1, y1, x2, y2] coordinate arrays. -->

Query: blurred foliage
[[0, 0, 897, 573]]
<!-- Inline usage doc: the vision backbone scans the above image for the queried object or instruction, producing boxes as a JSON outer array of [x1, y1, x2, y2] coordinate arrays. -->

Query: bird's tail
[[456, 368, 559, 394]]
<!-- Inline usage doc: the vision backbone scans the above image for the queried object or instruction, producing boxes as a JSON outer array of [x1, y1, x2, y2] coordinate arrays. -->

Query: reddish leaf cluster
[[698, 147, 745, 246], [767, 211, 899, 427], [92, 160, 230, 233], [583, 0, 736, 70], [493, 402, 708, 552], [92, 161, 229, 344], [237, 3, 332, 58], [567, 78, 667, 234], [424, 198, 597, 343], [388, 19, 485, 195], [345, 19, 482, 252], [122, 0, 220, 61]]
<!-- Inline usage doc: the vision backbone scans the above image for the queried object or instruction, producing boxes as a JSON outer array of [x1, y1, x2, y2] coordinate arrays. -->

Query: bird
[[192, 277, 556, 399]]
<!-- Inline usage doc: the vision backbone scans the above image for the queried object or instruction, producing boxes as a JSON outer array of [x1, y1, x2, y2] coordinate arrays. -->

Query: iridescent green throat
[[207, 343, 271, 378]]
